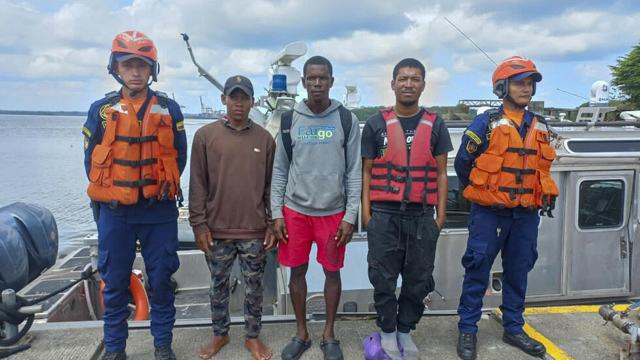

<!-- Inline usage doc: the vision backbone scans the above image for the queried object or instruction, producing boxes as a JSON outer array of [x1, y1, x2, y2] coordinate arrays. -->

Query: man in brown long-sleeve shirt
[[189, 75, 276, 360]]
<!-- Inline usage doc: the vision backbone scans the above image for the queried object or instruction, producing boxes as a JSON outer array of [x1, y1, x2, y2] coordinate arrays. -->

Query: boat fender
[[100, 272, 150, 321]]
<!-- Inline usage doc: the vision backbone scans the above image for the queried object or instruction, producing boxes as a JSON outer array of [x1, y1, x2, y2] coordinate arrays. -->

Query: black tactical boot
[[101, 351, 126, 360], [456, 333, 477, 360], [503, 331, 546, 357], [154, 345, 177, 360]]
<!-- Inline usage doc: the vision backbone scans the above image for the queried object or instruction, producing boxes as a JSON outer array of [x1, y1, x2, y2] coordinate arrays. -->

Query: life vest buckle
[[539, 194, 556, 218]]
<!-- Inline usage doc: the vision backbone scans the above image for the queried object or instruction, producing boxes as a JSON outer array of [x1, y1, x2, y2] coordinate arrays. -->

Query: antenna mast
[[444, 17, 497, 67]]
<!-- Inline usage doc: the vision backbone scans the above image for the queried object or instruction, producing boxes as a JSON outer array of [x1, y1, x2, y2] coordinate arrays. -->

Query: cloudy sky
[[1, 0, 639, 114]]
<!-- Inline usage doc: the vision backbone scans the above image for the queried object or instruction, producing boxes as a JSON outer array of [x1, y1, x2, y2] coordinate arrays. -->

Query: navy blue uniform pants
[[367, 209, 440, 333], [457, 204, 539, 335], [97, 210, 180, 352]]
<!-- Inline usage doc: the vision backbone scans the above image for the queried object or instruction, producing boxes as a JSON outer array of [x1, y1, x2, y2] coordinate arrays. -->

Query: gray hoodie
[[271, 99, 362, 224]]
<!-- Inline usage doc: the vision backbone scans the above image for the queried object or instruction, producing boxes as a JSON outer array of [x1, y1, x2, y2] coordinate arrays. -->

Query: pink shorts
[[278, 206, 346, 271]]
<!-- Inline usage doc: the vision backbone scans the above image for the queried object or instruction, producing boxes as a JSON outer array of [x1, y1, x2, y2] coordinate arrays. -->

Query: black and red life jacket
[[369, 107, 438, 210]]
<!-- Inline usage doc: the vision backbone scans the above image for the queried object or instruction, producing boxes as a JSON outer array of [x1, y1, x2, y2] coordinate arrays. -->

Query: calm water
[[0, 115, 207, 256]]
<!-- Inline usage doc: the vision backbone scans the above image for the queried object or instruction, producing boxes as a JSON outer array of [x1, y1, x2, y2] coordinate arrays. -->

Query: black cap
[[223, 75, 254, 97]]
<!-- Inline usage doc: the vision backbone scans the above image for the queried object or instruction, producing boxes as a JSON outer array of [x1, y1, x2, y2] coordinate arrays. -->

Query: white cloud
[[574, 62, 613, 83], [223, 49, 273, 76], [1, 0, 640, 111]]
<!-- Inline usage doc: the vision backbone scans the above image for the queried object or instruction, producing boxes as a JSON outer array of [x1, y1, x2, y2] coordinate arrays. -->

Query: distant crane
[[199, 96, 215, 118]]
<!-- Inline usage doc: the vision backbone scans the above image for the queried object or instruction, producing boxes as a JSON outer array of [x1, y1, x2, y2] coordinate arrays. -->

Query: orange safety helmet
[[108, 31, 160, 85], [492, 56, 542, 99]]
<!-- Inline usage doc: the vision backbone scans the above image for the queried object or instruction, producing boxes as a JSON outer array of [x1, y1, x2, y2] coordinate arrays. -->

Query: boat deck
[[3, 305, 635, 359]]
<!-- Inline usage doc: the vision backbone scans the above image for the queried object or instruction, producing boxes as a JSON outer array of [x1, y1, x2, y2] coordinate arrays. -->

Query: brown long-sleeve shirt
[[188, 120, 275, 239]]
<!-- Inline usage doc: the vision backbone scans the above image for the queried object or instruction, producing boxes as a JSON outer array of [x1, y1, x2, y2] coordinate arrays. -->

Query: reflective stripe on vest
[[370, 107, 439, 209], [463, 114, 559, 209]]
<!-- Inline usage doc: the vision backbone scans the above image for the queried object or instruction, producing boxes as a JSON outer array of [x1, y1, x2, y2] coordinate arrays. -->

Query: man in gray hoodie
[[272, 56, 361, 360]]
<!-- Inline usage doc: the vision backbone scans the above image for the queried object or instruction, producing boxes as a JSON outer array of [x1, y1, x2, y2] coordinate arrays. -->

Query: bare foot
[[245, 338, 272, 360], [198, 335, 230, 359]]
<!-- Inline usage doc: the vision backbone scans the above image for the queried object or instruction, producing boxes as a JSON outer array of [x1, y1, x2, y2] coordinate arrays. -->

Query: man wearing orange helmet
[[454, 56, 558, 360], [83, 31, 187, 360]]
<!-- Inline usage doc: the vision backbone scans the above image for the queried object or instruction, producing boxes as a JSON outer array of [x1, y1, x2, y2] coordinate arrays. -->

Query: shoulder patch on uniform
[[99, 104, 111, 120], [465, 130, 481, 145], [84, 136, 89, 150], [176, 121, 185, 131], [82, 126, 91, 138], [466, 140, 478, 153]]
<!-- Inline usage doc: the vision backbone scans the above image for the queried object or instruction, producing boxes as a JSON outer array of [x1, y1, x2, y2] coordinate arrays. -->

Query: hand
[[336, 221, 354, 247], [195, 232, 213, 254], [435, 216, 446, 231], [273, 218, 288, 244], [362, 212, 371, 230], [263, 228, 278, 250]]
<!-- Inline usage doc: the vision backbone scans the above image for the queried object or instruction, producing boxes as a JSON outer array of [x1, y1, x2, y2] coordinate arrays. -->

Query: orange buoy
[[100, 272, 149, 321]]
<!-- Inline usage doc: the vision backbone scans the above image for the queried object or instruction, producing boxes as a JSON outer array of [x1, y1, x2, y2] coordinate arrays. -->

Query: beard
[[399, 100, 417, 107]]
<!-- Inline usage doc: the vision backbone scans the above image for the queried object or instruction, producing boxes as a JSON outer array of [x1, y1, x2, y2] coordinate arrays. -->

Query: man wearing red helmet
[[454, 56, 559, 360], [83, 31, 187, 360]]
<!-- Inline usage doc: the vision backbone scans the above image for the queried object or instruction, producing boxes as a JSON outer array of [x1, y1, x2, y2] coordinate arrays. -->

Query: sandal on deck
[[320, 339, 343, 360], [282, 337, 311, 360]]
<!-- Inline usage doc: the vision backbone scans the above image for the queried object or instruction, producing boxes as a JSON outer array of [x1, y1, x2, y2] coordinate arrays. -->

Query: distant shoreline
[[0, 110, 87, 116], [0, 110, 213, 119]]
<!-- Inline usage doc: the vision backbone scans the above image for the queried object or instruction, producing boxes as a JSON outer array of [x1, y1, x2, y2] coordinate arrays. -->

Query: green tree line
[[610, 41, 640, 109]]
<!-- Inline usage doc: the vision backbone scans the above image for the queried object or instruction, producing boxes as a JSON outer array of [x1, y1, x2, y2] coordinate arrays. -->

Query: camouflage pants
[[205, 238, 266, 339]]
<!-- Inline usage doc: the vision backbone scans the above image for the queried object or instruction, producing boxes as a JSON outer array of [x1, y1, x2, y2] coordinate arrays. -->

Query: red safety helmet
[[492, 56, 542, 99], [107, 31, 160, 85]]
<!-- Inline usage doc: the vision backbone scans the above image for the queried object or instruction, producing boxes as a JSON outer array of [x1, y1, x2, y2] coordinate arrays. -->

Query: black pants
[[367, 209, 440, 333]]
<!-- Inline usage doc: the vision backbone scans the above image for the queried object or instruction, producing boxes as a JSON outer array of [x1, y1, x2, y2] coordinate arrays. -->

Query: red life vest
[[369, 107, 439, 209], [87, 94, 181, 206], [463, 114, 559, 213]]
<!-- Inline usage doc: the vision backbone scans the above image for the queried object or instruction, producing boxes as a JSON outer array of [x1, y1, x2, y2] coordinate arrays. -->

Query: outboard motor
[[0, 203, 58, 291], [0, 223, 28, 292]]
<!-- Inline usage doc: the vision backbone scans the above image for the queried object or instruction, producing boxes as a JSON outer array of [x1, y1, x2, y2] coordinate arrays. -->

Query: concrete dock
[[2, 306, 633, 359]]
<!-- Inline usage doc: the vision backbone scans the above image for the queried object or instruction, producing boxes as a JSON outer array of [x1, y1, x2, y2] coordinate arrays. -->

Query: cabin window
[[578, 180, 624, 229], [445, 175, 472, 229]]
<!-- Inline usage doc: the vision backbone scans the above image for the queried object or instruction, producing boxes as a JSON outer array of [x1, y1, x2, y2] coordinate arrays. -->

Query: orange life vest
[[87, 94, 181, 206], [463, 113, 559, 214], [370, 107, 438, 210]]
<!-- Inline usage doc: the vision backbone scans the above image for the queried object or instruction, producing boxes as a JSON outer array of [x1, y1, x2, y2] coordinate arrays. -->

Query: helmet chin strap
[[128, 84, 149, 99], [506, 95, 528, 110]]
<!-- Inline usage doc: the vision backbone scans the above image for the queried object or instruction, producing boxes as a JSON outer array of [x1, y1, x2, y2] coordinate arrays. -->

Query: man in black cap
[[189, 75, 277, 360]]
